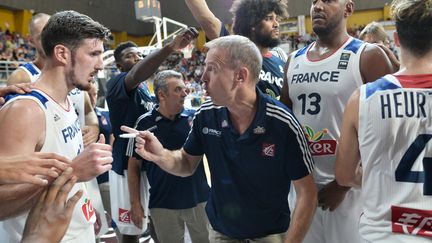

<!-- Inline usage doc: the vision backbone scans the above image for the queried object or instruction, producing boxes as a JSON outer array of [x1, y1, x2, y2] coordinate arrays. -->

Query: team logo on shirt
[[338, 53, 351, 70], [202, 127, 221, 137], [303, 125, 336, 156], [81, 198, 95, 222], [391, 205, 432, 237], [262, 143, 275, 157], [54, 113, 61, 122], [253, 126, 266, 134], [118, 208, 132, 223]]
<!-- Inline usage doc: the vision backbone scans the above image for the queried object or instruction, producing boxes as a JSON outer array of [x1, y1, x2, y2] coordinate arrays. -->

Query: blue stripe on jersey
[[343, 38, 363, 54], [366, 77, 401, 98], [294, 45, 309, 58], [21, 63, 40, 76], [4, 90, 48, 109]]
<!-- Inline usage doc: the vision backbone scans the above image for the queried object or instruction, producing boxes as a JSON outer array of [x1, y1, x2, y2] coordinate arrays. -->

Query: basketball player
[[185, 0, 287, 99], [335, 0, 432, 242], [280, 0, 393, 242], [0, 10, 112, 242], [7, 13, 100, 147]]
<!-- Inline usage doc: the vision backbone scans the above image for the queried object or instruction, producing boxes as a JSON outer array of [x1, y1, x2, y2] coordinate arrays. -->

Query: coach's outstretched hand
[[121, 125, 165, 163], [21, 167, 82, 243], [72, 134, 113, 182]]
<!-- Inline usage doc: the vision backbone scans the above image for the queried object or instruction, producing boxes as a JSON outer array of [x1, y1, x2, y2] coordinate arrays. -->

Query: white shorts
[[109, 170, 149, 235], [302, 188, 363, 243]]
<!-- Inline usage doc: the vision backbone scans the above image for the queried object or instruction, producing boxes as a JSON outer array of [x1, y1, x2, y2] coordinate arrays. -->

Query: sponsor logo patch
[[303, 125, 336, 156], [392, 205, 432, 238], [119, 208, 132, 223], [262, 143, 276, 157], [82, 198, 95, 222]]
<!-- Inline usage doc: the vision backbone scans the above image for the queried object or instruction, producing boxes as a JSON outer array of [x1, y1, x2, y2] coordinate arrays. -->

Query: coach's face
[[67, 38, 104, 91], [202, 48, 237, 106]]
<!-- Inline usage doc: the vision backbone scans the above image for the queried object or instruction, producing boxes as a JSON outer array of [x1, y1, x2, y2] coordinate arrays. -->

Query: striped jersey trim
[[265, 103, 314, 173]]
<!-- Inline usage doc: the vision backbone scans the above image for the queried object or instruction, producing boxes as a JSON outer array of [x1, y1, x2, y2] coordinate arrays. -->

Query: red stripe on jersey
[[394, 74, 432, 88], [263, 52, 273, 58]]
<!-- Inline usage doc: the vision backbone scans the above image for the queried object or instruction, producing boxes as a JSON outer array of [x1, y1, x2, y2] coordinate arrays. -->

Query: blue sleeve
[[183, 112, 204, 156], [284, 118, 315, 181], [219, 23, 230, 37], [106, 72, 137, 106]]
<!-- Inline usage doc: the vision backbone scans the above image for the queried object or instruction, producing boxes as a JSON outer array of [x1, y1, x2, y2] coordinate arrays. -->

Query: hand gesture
[[21, 167, 83, 243], [0, 152, 70, 186], [121, 125, 165, 163], [168, 27, 199, 52], [82, 125, 100, 147], [0, 83, 33, 105], [72, 134, 113, 182], [318, 180, 350, 211]]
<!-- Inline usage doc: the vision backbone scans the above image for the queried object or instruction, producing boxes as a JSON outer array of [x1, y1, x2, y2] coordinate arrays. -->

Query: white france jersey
[[22, 63, 86, 128], [19, 62, 41, 83], [2, 89, 96, 242], [287, 37, 366, 186], [358, 74, 432, 242]]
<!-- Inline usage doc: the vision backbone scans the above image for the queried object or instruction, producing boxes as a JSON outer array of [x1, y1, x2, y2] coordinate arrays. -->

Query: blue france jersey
[[184, 89, 314, 239], [219, 24, 285, 99], [106, 72, 155, 174]]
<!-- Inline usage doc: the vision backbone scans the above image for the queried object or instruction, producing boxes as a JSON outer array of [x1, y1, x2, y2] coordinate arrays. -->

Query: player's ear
[[53, 44, 69, 65]]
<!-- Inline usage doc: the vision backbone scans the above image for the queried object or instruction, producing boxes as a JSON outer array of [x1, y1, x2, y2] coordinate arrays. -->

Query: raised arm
[[360, 44, 393, 84], [185, 0, 222, 40], [124, 28, 198, 92], [335, 89, 362, 188]]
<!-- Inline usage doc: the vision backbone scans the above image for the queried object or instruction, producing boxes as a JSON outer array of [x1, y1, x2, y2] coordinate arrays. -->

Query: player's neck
[[33, 54, 45, 70], [35, 65, 70, 107], [396, 50, 432, 75], [257, 45, 271, 56], [315, 28, 350, 50], [157, 105, 177, 121]]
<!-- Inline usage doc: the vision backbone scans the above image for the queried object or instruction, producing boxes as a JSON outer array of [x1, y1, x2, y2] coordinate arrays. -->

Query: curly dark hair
[[41, 10, 110, 57], [230, 0, 288, 38], [114, 41, 138, 63]]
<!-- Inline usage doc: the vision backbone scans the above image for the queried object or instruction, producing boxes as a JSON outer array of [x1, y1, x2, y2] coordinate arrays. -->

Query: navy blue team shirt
[[133, 108, 210, 209], [106, 72, 155, 174], [95, 107, 112, 184], [218, 24, 285, 99], [183, 89, 314, 239]]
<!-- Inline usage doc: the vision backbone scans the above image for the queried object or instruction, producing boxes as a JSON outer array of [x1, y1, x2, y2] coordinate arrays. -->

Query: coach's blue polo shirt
[[133, 108, 210, 209], [106, 72, 155, 174], [184, 89, 314, 239]]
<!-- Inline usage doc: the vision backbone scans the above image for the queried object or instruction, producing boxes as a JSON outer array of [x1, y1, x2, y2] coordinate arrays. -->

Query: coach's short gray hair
[[154, 70, 183, 102], [204, 35, 262, 83]]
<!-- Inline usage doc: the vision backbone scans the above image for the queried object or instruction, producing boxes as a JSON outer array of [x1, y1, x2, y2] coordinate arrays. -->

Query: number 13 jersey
[[287, 37, 366, 186]]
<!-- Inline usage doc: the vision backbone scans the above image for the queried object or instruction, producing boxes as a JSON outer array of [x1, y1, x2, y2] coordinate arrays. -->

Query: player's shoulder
[[6, 68, 31, 85]]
